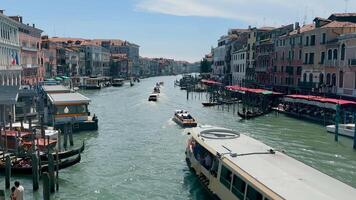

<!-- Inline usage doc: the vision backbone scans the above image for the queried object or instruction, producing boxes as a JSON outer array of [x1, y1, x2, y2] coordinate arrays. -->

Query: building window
[[304, 53, 308, 64], [341, 44, 346, 61], [309, 73, 313, 82], [339, 71, 344, 88], [305, 36, 309, 46], [297, 67, 302, 75], [320, 52, 325, 64], [309, 53, 314, 64], [281, 66, 284, 73], [319, 73, 324, 84], [326, 73, 331, 85], [299, 50, 302, 60], [310, 35, 316, 46], [333, 49, 338, 60], [322, 33, 326, 44], [332, 73, 336, 86], [328, 49, 332, 60]]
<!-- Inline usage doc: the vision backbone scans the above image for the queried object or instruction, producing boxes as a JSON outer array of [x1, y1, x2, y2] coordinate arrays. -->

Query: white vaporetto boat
[[326, 124, 355, 138], [185, 125, 356, 200]]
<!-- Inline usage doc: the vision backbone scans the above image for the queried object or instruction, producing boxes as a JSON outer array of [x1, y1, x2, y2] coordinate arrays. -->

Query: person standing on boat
[[14, 181, 24, 200]]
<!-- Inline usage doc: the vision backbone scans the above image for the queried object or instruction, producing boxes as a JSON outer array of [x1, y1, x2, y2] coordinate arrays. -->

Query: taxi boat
[[185, 125, 356, 200], [148, 93, 158, 101], [173, 110, 197, 128]]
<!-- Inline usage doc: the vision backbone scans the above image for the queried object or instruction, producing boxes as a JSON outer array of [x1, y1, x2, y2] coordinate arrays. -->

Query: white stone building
[[0, 11, 21, 86], [231, 48, 247, 86]]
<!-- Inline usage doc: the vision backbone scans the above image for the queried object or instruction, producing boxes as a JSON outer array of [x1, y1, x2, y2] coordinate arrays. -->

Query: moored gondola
[[238, 110, 264, 119], [40, 141, 85, 161], [202, 102, 221, 107], [0, 154, 81, 175]]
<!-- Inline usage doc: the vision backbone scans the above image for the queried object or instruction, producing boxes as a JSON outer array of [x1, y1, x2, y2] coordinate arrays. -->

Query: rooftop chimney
[[0, 10, 4, 14], [295, 22, 300, 30], [9, 16, 23, 23], [32, 24, 35, 28]]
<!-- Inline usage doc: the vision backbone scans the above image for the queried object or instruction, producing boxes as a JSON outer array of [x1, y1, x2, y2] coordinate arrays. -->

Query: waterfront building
[[255, 25, 293, 88], [110, 53, 132, 77], [0, 85, 19, 125], [93, 39, 140, 76], [299, 16, 356, 95], [0, 10, 21, 86], [9, 16, 43, 85], [336, 33, 356, 97], [274, 23, 313, 93], [245, 27, 273, 86], [230, 33, 248, 86]]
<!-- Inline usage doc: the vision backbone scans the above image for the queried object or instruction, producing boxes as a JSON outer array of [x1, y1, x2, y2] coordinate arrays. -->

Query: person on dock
[[14, 181, 24, 200]]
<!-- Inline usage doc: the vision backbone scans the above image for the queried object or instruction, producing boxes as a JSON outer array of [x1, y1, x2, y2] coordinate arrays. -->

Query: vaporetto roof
[[48, 92, 91, 105], [190, 125, 356, 200]]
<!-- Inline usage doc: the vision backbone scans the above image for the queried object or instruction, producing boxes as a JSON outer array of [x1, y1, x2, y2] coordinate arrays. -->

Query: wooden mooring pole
[[48, 153, 55, 193], [42, 172, 50, 200], [32, 153, 39, 190], [353, 112, 356, 149], [335, 104, 340, 142], [5, 155, 11, 189]]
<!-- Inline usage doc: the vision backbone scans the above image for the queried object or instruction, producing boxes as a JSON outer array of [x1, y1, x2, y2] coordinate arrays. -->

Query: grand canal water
[[2, 75, 356, 199]]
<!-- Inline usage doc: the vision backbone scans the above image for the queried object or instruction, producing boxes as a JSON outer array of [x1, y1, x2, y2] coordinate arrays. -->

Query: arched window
[[319, 73, 324, 84], [339, 71, 344, 88], [309, 73, 313, 82], [326, 73, 331, 85], [333, 49, 338, 60], [341, 44, 346, 60], [303, 73, 307, 82], [332, 73, 336, 86], [328, 49, 332, 60]]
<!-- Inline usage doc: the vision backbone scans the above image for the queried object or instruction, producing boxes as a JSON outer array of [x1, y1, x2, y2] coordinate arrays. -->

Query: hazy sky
[[2, 0, 355, 62]]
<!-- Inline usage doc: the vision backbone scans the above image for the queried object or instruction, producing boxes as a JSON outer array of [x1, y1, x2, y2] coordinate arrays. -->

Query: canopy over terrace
[[225, 85, 282, 95], [284, 94, 356, 110], [200, 79, 222, 86]]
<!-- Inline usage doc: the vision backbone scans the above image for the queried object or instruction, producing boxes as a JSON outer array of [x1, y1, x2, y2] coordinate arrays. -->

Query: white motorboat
[[326, 124, 355, 138]]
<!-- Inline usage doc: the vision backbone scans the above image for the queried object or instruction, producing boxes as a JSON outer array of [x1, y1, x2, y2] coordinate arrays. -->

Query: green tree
[[200, 58, 212, 73]]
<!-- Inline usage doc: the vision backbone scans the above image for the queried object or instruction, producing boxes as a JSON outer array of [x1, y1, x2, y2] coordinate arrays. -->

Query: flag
[[11, 51, 16, 65]]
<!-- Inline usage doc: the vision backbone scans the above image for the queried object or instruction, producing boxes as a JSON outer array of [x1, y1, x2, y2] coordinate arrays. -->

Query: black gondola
[[202, 102, 221, 107], [40, 141, 85, 161], [238, 110, 264, 119], [0, 154, 81, 175]]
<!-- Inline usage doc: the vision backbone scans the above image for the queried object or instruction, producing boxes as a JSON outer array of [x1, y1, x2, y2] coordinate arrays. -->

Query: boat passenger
[[204, 153, 212, 169]]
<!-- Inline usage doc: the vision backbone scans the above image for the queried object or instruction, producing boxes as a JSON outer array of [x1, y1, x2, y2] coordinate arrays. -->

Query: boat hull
[[326, 125, 355, 138], [173, 116, 197, 128]]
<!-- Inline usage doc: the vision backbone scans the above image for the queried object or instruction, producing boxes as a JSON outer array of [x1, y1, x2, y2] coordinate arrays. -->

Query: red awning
[[201, 79, 222, 86], [225, 85, 282, 95], [285, 94, 356, 106]]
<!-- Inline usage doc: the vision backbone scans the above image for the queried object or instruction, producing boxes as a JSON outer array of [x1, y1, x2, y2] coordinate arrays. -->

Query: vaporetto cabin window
[[246, 185, 263, 200], [232, 174, 246, 200], [55, 105, 87, 115], [220, 165, 232, 189]]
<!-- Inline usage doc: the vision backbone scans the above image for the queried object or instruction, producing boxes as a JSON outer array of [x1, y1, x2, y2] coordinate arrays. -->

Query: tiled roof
[[330, 13, 356, 17], [322, 21, 356, 28], [289, 24, 315, 35]]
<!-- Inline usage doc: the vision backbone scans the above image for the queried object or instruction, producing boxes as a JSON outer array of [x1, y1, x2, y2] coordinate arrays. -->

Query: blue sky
[[2, 0, 354, 62]]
